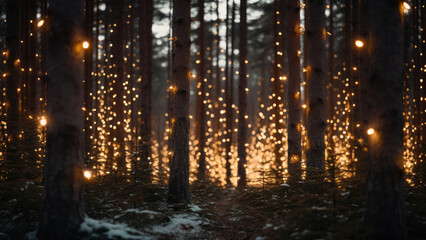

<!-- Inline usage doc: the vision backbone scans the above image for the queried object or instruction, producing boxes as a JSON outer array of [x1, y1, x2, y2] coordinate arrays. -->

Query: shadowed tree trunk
[[84, 0, 94, 168], [287, 0, 302, 179], [37, 1, 85, 239], [139, 0, 153, 183], [364, 0, 407, 239], [168, 0, 191, 205], [111, 0, 126, 172], [272, 0, 285, 182], [224, 0, 235, 186], [306, 0, 326, 172], [196, 0, 207, 180], [5, 0, 20, 175], [237, 0, 248, 188]]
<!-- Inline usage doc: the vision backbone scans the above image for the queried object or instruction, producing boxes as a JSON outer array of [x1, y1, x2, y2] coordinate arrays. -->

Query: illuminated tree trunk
[[195, 0, 207, 180], [139, 0, 153, 183], [287, 0, 302, 178], [306, 0, 326, 171], [168, 0, 191, 205], [5, 0, 20, 170], [37, 0, 85, 238], [237, 0, 247, 188], [364, 0, 406, 239], [111, 0, 126, 172], [272, 0, 285, 181]]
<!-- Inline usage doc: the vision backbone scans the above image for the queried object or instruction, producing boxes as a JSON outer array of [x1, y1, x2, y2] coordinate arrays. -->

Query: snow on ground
[[80, 217, 155, 240], [79, 204, 206, 239]]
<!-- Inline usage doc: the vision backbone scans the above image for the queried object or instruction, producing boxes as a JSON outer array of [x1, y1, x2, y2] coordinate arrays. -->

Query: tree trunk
[[196, 0, 207, 180], [111, 0, 126, 172], [237, 0, 248, 188], [139, 0, 153, 183], [287, 0, 302, 178], [306, 0, 326, 171], [224, 0, 235, 186], [168, 0, 191, 205], [272, 0, 285, 181], [84, 0, 94, 168], [37, 1, 85, 239], [214, 0, 221, 142], [5, 0, 20, 173], [364, 0, 406, 239]]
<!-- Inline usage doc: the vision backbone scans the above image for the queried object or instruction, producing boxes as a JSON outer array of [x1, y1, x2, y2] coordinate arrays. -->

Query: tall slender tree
[[168, 0, 191, 205], [306, 0, 326, 171], [272, 0, 285, 181], [139, 0, 153, 182], [196, 0, 207, 180], [5, 0, 20, 173], [38, 0, 85, 238], [364, 0, 406, 239], [287, 0, 302, 178], [224, 0, 235, 186], [111, 0, 126, 172], [237, 0, 248, 188]]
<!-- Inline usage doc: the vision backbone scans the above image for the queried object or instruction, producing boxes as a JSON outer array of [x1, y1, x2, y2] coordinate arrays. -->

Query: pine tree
[[287, 0, 302, 179], [238, 0, 248, 188], [364, 0, 407, 239], [38, 0, 85, 238], [168, 0, 191, 205], [306, 0, 326, 171], [5, 0, 20, 175]]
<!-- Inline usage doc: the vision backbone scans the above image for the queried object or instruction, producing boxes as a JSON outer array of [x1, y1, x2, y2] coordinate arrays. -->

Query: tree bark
[[168, 0, 191, 205], [237, 0, 248, 188], [272, 0, 285, 181], [196, 0, 207, 180], [287, 0, 302, 178], [111, 0, 126, 172], [224, 0, 235, 186], [5, 0, 20, 172], [84, 0, 94, 167], [306, 0, 326, 171], [139, 0, 153, 183], [37, 1, 85, 239], [364, 0, 407, 239]]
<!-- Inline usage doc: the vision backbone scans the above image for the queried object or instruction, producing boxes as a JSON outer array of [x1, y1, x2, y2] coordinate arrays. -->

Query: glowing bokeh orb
[[367, 128, 375, 135], [84, 170, 92, 179], [40, 118, 47, 126], [355, 40, 364, 48], [82, 41, 90, 49]]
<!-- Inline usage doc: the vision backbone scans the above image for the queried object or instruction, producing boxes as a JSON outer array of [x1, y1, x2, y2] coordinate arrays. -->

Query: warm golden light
[[37, 20, 45, 27], [355, 40, 364, 48], [40, 117, 47, 126], [403, 2, 411, 10], [367, 128, 375, 135], [82, 41, 90, 49], [84, 170, 92, 179]]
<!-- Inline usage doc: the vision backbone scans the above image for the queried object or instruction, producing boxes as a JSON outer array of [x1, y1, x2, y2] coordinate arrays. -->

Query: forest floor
[[1, 175, 426, 240]]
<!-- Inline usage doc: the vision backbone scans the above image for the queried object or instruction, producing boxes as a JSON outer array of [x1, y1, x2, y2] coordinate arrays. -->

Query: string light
[[355, 40, 364, 48], [37, 20, 45, 27], [367, 128, 375, 135], [403, 2, 411, 10], [40, 117, 47, 126], [82, 41, 90, 49], [84, 170, 92, 179]]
